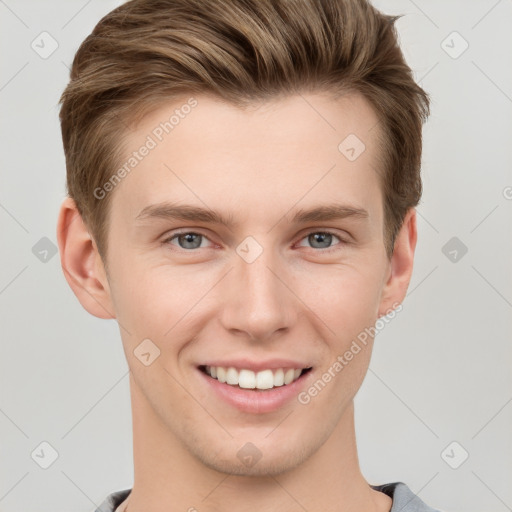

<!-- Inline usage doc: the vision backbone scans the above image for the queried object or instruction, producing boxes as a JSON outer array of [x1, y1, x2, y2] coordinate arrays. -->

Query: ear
[[377, 208, 417, 317], [56, 197, 115, 319]]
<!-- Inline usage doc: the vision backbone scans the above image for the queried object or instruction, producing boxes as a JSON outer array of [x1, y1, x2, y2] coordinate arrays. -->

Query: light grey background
[[1, 1, 511, 511]]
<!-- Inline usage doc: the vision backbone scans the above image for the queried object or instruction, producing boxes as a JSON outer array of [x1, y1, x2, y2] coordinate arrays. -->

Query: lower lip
[[197, 368, 312, 414]]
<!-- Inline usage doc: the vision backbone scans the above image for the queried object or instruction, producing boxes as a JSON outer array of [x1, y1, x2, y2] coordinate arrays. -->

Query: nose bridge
[[220, 237, 295, 340]]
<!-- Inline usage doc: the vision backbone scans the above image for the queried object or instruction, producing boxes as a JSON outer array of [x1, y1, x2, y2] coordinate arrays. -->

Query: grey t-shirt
[[94, 482, 440, 511]]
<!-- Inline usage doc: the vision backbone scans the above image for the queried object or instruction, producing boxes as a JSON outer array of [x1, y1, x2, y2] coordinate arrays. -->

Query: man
[[56, 0, 436, 510]]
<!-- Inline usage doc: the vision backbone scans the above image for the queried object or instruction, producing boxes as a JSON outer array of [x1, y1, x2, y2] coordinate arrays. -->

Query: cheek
[[110, 258, 181, 319], [109, 260, 216, 360], [296, 262, 383, 340]]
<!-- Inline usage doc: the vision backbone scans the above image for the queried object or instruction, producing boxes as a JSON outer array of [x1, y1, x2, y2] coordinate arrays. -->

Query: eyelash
[[161, 230, 349, 253]]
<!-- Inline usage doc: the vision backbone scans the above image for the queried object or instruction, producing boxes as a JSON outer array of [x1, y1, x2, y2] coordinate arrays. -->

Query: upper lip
[[199, 359, 313, 372]]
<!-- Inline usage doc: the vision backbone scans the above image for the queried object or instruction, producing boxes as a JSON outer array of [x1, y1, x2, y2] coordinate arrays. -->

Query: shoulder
[[93, 488, 132, 512], [372, 481, 442, 512]]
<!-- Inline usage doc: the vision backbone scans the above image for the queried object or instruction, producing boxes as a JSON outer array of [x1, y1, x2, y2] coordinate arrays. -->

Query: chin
[[185, 432, 316, 477], [199, 449, 310, 477]]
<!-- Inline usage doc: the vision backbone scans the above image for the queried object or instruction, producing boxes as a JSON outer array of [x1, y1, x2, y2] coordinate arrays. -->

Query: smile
[[200, 365, 312, 390]]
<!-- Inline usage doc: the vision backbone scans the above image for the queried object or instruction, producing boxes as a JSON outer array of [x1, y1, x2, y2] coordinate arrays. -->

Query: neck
[[122, 375, 391, 512]]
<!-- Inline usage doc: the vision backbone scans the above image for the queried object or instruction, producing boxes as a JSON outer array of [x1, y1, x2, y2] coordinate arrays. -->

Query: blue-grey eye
[[172, 232, 204, 249], [307, 232, 336, 249]]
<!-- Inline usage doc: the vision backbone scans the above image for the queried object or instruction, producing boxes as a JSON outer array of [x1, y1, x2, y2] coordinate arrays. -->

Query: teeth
[[256, 369, 274, 390], [226, 367, 238, 385], [273, 369, 284, 386], [217, 366, 226, 383], [204, 365, 307, 389], [239, 369, 256, 389], [284, 369, 295, 385]]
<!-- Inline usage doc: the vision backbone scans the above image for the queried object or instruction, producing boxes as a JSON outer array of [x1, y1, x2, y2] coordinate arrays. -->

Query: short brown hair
[[59, 0, 430, 263]]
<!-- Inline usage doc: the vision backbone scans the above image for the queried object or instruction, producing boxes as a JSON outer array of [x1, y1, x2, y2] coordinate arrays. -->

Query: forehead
[[110, 91, 384, 229]]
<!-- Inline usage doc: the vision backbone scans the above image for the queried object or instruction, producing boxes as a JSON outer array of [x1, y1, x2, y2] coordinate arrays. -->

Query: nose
[[218, 244, 297, 342]]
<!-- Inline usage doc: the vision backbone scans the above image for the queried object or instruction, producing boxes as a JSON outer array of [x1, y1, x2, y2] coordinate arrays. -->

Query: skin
[[57, 91, 417, 512]]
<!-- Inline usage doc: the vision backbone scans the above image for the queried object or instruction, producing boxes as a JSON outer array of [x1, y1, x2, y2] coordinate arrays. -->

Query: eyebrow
[[135, 201, 369, 228]]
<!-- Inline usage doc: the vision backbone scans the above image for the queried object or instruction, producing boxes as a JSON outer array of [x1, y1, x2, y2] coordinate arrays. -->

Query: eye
[[297, 231, 346, 251], [163, 231, 213, 250], [162, 230, 348, 253]]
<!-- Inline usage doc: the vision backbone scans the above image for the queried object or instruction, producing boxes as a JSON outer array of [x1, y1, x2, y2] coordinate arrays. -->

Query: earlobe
[[377, 208, 417, 318], [56, 197, 115, 319]]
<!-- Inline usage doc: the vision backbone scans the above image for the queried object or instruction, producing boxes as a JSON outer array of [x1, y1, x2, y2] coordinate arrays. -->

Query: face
[[94, 92, 400, 475]]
